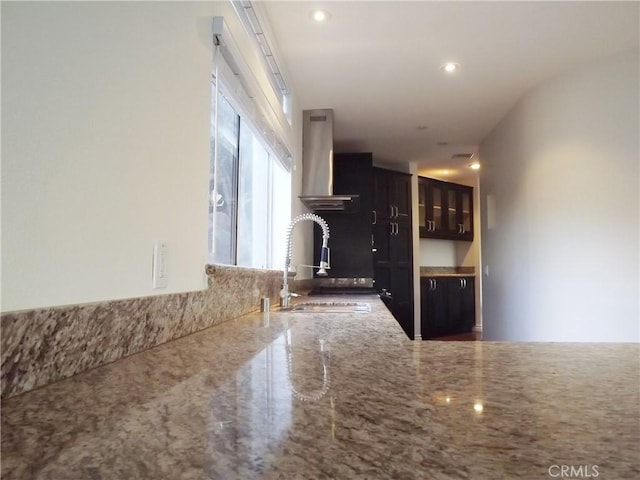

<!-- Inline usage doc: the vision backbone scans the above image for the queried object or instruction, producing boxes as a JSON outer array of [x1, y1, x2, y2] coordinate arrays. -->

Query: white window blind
[[212, 17, 292, 171]]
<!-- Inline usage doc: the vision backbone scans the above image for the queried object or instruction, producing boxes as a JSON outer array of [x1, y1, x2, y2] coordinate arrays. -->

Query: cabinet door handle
[[395, 206, 399, 218], [464, 278, 467, 288], [389, 205, 394, 218], [394, 222, 399, 235], [372, 210, 377, 225]]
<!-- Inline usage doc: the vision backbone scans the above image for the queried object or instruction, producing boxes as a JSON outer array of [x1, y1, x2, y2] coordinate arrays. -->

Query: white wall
[[1, 1, 302, 311], [480, 51, 639, 342]]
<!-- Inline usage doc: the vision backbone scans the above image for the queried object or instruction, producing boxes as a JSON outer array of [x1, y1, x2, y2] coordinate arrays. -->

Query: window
[[208, 88, 291, 269]]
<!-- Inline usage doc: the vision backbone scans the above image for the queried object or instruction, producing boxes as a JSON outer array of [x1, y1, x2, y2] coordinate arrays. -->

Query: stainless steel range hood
[[299, 109, 359, 212]]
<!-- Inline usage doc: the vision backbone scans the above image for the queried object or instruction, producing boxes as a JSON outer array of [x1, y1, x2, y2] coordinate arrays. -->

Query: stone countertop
[[1, 296, 639, 479], [420, 272, 475, 278], [420, 267, 476, 278]]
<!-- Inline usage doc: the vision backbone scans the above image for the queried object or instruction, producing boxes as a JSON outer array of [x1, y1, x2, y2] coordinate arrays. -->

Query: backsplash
[[1, 265, 283, 399]]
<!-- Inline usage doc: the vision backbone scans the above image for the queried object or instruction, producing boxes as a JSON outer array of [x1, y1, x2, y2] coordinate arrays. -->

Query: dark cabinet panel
[[392, 174, 412, 220], [392, 221, 412, 265], [372, 167, 414, 339], [313, 153, 373, 278], [420, 278, 448, 336], [373, 170, 391, 221], [418, 177, 473, 241], [372, 222, 391, 264], [421, 276, 475, 338]]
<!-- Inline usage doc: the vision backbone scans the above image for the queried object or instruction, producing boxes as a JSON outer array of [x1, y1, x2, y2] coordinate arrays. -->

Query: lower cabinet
[[420, 276, 475, 338], [374, 261, 414, 339]]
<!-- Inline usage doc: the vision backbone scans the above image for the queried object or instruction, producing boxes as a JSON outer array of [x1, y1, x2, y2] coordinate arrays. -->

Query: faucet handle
[[317, 246, 330, 276]]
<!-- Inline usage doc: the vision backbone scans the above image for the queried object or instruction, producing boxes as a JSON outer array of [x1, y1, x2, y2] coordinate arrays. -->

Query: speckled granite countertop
[[420, 266, 476, 278], [2, 296, 638, 479]]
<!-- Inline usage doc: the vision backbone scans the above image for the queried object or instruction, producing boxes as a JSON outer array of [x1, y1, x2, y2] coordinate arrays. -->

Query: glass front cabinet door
[[418, 177, 473, 242]]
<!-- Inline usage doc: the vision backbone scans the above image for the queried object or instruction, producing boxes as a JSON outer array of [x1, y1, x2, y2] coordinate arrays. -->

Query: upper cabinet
[[418, 177, 474, 241], [373, 168, 411, 224]]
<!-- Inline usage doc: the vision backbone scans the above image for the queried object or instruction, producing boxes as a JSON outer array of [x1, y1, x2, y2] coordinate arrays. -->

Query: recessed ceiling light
[[440, 62, 460, 73], [469, 162, 481, 170], [311, 9, 330, 22]]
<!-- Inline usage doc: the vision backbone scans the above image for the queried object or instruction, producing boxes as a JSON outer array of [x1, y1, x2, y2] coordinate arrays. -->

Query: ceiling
[[261, 1, 639, 181]]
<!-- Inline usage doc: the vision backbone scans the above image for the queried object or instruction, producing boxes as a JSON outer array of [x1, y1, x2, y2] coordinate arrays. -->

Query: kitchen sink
[[288, 301, 371, 313]]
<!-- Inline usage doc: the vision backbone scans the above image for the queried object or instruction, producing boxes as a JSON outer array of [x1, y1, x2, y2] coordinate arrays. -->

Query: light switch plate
[[152, 241, 168, 289]]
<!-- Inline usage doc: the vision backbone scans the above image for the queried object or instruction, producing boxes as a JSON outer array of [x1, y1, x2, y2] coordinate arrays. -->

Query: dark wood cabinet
[[418, 177, 473, 241], [372, 168, 414, 339], [421, 276, 475, 338], [316, 159, 414, 339], [313, 153, 373, 278]]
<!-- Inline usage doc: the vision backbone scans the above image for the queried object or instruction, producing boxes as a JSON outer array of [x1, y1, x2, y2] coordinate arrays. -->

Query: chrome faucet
[[280, 213, 330, 309]]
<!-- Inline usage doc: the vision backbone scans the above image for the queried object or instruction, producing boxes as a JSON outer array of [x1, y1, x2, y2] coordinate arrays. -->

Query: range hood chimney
[[299, 109, 359, 212]]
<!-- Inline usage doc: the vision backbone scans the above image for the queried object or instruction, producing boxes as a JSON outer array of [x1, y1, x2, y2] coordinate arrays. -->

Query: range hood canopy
[[299, 109, 359, 212]]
